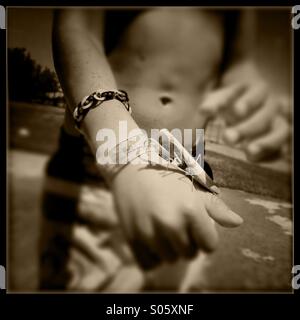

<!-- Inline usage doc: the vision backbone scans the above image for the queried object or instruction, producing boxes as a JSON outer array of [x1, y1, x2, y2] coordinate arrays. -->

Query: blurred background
[[8, 8, 293, 292]]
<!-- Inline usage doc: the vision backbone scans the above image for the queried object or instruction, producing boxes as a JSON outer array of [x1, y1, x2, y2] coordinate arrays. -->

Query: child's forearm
[[52, 9, 140, 155]]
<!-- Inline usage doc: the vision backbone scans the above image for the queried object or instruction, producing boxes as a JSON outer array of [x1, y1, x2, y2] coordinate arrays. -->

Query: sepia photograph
[[7, 6, 293, 293]]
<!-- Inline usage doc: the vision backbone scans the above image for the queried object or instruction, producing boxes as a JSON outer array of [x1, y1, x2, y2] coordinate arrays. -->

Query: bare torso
[[63, 8, 225, 137], [107, 8, 224, 133]]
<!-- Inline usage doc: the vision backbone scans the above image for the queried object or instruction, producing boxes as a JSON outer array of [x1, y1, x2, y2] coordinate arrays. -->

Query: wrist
[[74, 89, 131, 131], [95, 133, 170, 186], [94, 131, 151, 183]]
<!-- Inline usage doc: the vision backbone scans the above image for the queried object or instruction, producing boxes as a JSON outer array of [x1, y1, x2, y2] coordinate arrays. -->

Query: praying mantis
[[155, 129, 219, 195]]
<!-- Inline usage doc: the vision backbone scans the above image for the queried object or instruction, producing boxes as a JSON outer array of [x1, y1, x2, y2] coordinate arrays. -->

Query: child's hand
[[110, 163, 243, 269], [200, 60, 291, 161]]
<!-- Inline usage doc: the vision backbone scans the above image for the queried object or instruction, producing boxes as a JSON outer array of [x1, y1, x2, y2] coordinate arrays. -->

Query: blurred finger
[[45, 177, 119, 227], [223, 97, 279, 145], [165, 230, 196, 260], [185, 205, 219, 252], [126, 212, 161, 269], [233, 82, 268, 117], [245, 115, 291, 161], [78, 186, 119, 227], [130, 240, 161, 270], [205, 193, 243, 227], [153, 222, 179, 262], [154, 211, 196, 260], [167, 224, 197, 259], [136, 213, 180, 263], [200, 83, 246, 115]]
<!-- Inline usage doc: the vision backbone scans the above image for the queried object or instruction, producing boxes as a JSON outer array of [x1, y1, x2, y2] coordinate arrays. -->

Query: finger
[[200, 83, 246, 115], [78, 186, 119, 227], [135, 213, 178, 263], [148, 236, 179, 263], [129, 212, 161, 269], [154, 212, 196, 260], [223, 97, 279, 145], [184, 205, 219, 253], [162, 221, 197, 259], [245, 115, 291, 162], [130, 240, 161, 270], [233, 82, 268, 118], [204, 193, 243, 228], [153, 222, 179, 262], [44, 177, 119, 227]]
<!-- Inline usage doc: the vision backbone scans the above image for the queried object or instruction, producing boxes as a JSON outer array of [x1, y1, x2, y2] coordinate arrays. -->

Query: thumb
[[204, 193, 243, 228], [200, 83, 246, 115]]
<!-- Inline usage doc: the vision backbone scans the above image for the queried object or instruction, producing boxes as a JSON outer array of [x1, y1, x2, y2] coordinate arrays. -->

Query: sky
[[7, 8, 55, 71]]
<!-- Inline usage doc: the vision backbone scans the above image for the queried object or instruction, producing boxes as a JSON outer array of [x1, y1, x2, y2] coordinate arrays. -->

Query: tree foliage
[[8, 47, 59, 103]]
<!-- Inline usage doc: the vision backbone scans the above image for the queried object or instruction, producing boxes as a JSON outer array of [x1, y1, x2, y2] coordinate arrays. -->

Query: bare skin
[[63, 9, 224, 138], [108, 9, 223, 134], [52, 8, 289, 268]]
